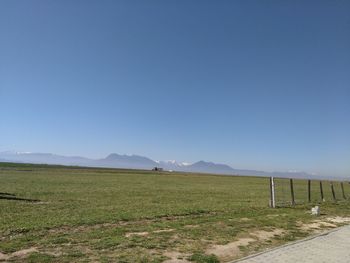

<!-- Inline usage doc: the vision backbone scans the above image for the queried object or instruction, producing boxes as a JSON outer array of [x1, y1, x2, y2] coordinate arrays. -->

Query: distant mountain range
[[0, 151, 318, 179]]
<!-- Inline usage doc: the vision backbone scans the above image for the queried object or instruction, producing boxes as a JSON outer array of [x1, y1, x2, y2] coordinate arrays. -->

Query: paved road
[[234, 225, 350, 263]]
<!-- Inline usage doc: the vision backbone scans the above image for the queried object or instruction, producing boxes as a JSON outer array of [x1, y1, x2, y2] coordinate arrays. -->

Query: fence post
[[330, 182, 336, 202], [308, 180, 311, 203], [341, 182, 346, 199], [320, 181, 324, 201], [290, 178, 295, 206], [269, 177, 276, 208]]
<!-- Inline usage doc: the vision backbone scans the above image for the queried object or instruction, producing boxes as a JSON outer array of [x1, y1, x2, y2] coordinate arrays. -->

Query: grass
[[1, 162, 350, 262]]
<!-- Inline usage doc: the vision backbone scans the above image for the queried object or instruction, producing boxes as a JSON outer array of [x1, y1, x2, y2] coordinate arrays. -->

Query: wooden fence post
[[269, 177, 276, 208], [330, 182, 336, 202], [308, 180, 311, 203], [319, 181, 324, 201], [290, 178, 295, 206], [341, 182, 346, 199]]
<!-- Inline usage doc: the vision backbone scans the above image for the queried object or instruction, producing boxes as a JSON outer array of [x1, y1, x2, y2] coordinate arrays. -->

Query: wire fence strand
[[271, 178, 350, 207]]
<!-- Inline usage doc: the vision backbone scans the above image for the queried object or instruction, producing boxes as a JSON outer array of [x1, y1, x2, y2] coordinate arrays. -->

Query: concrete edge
[[228, 225, 349, 263]]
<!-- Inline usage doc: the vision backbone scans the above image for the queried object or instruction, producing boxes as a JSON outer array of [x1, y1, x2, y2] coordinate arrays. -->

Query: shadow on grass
[[0, 193, 40, 202], [0, 192, 16, 196]]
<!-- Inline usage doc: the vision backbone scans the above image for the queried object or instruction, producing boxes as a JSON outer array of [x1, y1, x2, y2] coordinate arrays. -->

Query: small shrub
[[188, 252, 219, 263]]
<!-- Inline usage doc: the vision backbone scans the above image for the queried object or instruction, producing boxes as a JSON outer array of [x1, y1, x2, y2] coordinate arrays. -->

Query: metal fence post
[[341, 182, 346, 199], [330, 182, 336, 202], [270, 177, 276, 208], [320, 181, 324, 201], [290, 178, 295, 206]]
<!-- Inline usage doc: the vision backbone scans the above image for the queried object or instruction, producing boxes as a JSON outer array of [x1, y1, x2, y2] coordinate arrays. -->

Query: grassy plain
[[1, 163, 350, 262]]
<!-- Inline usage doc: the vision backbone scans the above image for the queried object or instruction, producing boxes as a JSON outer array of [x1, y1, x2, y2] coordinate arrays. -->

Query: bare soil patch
[[154, 229, 175, 234], [163, 251, 190, 263], [239, 217, 252, 222], [0, 247, 39, 261], [11, 247, 38, 258], [296, 216, 350, 232], [206, 238, 255, 261], [250, 229, 285, 240], [299, 221, 337, 232], [125, 231, 149, 238], [0, 252, 9, 261], [326, 216, 350, 224], [205, 228, 284, 261]]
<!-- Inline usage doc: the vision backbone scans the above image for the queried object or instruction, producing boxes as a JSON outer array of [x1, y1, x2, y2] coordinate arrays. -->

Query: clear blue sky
[[1, 1, 349, 176]]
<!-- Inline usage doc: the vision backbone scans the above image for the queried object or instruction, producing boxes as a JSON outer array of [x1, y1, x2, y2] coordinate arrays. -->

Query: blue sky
[[0, 1, 349, 176]]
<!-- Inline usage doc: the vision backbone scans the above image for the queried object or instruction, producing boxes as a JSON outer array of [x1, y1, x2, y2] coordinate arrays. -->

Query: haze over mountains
[[0, 151, 322, 179]]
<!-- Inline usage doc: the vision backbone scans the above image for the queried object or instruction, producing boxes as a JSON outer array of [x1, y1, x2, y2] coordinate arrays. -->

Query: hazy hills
[[0, 151, 317, 179]]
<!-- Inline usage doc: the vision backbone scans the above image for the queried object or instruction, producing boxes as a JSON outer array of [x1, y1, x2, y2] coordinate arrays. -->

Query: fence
[[269, 177, 350, 208]]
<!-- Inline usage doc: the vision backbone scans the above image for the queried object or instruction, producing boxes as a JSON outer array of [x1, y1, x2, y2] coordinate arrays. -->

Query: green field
[[1, 163, 350, 263]]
